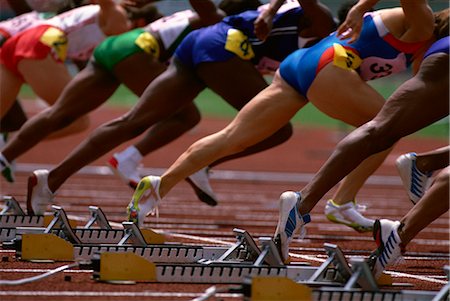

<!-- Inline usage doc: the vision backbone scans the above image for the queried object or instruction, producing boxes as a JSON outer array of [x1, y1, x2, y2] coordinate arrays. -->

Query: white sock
[[0, 152, 11, 167], [117, 146, 143, 163]]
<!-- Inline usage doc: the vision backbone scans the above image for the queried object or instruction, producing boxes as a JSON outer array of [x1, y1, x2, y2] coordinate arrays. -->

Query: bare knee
[[359, 121, 400, 153], [171, 106, 201, 131]]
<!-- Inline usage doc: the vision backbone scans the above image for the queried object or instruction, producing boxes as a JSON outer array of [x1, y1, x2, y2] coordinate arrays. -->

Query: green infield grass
[[19, 73, 448, 139]]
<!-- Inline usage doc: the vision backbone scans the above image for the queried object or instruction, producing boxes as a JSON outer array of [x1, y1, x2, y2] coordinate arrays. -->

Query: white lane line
[[16, 163, 403, 186], [0, 291, 241, 298], [385, 271, 448, 284]]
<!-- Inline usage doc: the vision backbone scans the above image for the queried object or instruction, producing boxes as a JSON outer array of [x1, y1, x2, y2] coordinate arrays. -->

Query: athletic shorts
[[279, 35, 361, 97], [0, 24, 67, 78], [93, 28, 160, 72], [174, 22, 255, 69]]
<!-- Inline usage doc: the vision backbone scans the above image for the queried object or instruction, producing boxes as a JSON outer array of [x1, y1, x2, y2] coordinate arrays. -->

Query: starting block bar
[[1, 204, 164, 245], [92, 251, 319, 283], [241, 276, 444, 301], [9, 228, 270, 264], [90, 240, 350, 285]]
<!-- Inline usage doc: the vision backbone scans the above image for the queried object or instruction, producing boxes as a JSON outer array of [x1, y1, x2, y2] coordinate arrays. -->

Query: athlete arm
[[298, 0, 336, 38], [254, 0, 284, 41], [337, 0, 379, 43], [97, 0, 132, 36], [399, 0, 434, 42], [189, 0, 225, 27]]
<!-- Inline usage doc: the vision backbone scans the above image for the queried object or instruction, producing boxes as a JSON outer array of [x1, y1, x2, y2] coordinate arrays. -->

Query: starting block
[[91, 235, 362, 285], [2, 203, 164, 244], [0, 197, 79, 242]]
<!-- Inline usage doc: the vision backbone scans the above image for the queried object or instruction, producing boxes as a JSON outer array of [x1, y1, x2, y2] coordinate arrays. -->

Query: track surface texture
[[1, 105, 449, 300]]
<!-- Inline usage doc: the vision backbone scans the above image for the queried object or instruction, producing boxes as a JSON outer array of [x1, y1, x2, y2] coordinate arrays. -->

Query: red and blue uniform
[[279, 12, 427, 97]]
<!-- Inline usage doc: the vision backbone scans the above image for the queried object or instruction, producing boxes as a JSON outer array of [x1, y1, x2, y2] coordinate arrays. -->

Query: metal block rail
[[239, 275, 448, 301], [1, 200, 164, 245], [91, 234, 319, 284], [0, 197, 109, 242], [7, 220, 276, 263], [90, 242, 372, 287]]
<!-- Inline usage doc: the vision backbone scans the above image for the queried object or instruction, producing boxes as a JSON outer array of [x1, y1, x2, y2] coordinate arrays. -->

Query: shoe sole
[[185, 177, 218, 207], [127, 178, 156, 225], [26, 174, 37, 215], [274, 192, 299, 263], [325, 213, 373, 233], [396, 155, 422, 204]]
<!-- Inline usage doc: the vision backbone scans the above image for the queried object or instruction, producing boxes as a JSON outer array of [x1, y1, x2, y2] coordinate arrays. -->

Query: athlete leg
[[414, 146, 450, 174], [47, 59, 205, 192], [297, 54, 450, 215], [159, 71, 307, 197], [307, 64, 391, 206], [18, 55, 90, 138], [2, 61, 120, 163], [398, 166, 449, 246], [113, 51, 201, 155], [196, 57, 293, 167], [0, 63, 23, 119], [0, 101, 28, 132]]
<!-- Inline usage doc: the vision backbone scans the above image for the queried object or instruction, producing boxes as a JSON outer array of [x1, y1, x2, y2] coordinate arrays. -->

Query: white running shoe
[[185, 167, 218, 206], [273, 191, 311, 263], [108, 153, 141, 189], [396, 152, 433, 204], [324, 199, 375, 232], [371, 219, 405, 279], [26, 169, 55, 215], [127, 175, 161, 227]]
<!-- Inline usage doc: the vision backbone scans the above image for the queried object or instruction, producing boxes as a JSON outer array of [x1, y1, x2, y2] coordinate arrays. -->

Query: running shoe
[[0, 133, 16, 183], [127, 175, 161, 227], [371, 219, 405, 278], [0, 152, 15, 183], [26, 169, 55, 215], [185, 167, 218, 206], [396, 152, 433, 204], [107, 153, 141, 189], [273, 191, 311, 263], [324, 199, 374, 232]]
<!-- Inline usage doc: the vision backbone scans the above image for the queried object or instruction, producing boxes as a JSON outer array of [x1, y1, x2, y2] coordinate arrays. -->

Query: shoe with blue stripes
[[273, 191, 311, 263], [396, 152, 432, 204], [371, 219, 404, 279]]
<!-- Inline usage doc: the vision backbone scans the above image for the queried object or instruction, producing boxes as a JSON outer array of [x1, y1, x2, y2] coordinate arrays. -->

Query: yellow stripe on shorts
[[39, 27, 68, 61], [332, 43, 362, 70], [225, 28, 254, 60], [135, 31, 160, 59]]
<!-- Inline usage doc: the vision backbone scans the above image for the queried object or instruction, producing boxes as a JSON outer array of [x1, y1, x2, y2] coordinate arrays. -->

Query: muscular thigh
[[0, 63, 23, 118], [307, 64, 385, 127], [223, 72, 306, 147], [18, 55, 72, 105], [196, 57, 268, 110], [114, 51, 167, 96]]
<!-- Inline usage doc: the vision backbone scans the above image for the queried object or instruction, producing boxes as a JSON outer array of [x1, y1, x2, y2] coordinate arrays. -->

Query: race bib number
[[225, 29, 254, 60], [332, 43, 361, 70], [135, 32, 160, 58], [359, 53, 407, 80], [39, 27, 67, 61]]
